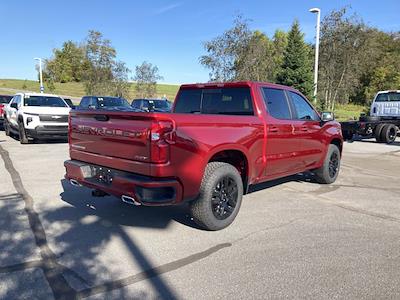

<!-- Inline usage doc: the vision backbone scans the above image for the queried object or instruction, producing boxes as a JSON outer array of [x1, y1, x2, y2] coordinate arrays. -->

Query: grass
[[0, 79, 368, 119], [0, 79, 180, 101], [333, 103, 367, 121]]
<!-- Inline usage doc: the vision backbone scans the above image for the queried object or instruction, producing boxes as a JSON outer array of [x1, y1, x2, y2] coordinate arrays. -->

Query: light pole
[[34, 57, 44, 93], [309, 7, 320, 104]]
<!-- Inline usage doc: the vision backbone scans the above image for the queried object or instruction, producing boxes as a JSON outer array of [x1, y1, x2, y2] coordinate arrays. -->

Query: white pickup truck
[[3, 93, 71, 144], [341, 90, 400, 143], [370, 90, 400, 118]]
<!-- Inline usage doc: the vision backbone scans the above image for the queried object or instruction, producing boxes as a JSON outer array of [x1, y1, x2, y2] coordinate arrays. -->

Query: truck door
[[262, 87, 302, 178], [287, 91, 324, 169]]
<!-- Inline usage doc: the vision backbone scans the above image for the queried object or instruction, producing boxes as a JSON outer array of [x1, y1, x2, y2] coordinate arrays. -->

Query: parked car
[[341, 90, 400, 143], [65, 81, 343, 230], [77, 96, 131, 110], [3, 93, 71, 143], [0, 95, 13, 127], [63, 98, 76, 109], [131, 98, 172, 112]]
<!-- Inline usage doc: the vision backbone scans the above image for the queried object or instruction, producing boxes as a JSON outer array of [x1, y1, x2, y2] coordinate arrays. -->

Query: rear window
[[24, 96, 67, 107], [174, 87, 254, 115], [375, 92, 400, 102], [0, 95, 12, 104]]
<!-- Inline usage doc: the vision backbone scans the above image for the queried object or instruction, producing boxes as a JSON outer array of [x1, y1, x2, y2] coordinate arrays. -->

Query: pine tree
[[277, 20, 313, 99]]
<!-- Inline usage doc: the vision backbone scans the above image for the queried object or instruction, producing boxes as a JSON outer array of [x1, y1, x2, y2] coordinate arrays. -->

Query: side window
[[289, 92, 319, 121], [262, 88, 291, 119]]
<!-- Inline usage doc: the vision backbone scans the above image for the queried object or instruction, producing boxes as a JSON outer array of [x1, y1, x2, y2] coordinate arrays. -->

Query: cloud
[[154, 2, 183, 15]]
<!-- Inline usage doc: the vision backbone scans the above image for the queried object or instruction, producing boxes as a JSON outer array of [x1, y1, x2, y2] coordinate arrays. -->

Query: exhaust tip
[[121, 195, 141, 206], [70, 179, 81, 187]]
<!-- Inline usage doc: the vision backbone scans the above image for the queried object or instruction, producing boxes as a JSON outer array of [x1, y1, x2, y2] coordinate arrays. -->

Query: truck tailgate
[[69, 111, 152, 163]]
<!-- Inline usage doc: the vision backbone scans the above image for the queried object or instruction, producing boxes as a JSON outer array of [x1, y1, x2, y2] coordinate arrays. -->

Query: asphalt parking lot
[[0, 131, 400, 300]]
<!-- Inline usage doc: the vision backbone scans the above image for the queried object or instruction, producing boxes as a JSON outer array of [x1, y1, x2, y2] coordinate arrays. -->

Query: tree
[[112, 61, 131, 98], [235, 31, 275, 81], [133, 61, 163, 98], [82, 30, 130, 96], [276, 20, 313, 99], [43, 41, 85, 83], [318, 8, 369, 110], [200, 15, 251, 82]]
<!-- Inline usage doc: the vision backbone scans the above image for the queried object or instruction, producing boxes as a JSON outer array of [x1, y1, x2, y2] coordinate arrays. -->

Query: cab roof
[[180, 81, 299, 92], [16, 92, 61, 98]]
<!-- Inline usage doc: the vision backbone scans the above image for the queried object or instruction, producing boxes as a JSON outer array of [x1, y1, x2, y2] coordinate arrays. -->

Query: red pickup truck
[[65, 81, 343, 230]]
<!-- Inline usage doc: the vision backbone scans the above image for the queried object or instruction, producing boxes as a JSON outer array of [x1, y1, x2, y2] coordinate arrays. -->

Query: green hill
[[0, 79, 180, 101]]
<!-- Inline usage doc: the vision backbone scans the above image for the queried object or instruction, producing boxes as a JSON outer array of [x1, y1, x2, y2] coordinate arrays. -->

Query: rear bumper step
[[64, 160, 183, 205]]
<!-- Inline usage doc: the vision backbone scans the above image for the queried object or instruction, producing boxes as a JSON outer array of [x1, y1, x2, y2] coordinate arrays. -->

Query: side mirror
[[10, 103, 18, 110], [321, 111, 335, 122]]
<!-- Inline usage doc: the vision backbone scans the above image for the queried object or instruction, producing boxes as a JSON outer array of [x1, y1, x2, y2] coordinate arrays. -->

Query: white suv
[[370, 90, 400, 118], [3, 93, 71, 144]]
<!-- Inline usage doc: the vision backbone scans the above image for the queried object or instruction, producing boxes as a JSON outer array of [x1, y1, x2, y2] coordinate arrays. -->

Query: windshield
[[0, 95, 12, 104], [98, 97, 130, 108], [154, 100, 171, 109], [24, 96, 67, 107], [375, 92, 400, 102]]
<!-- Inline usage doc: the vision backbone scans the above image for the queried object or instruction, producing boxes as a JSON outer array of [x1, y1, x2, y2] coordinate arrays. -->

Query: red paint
[[65, 81, 343, 205]]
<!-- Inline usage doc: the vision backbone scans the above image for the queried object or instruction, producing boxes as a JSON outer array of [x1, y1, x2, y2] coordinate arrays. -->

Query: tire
[[190, 162, 243, 231], [374, 123, 386, 143], [314, 144, 341, 184], [18, 122, 29, 144], [380, 124, 397, 144], [342, 130, 353, 141], [4, 119, 10, 136]]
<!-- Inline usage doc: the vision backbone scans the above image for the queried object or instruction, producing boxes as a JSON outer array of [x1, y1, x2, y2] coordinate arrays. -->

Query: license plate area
[[89, 166, 114, 185]]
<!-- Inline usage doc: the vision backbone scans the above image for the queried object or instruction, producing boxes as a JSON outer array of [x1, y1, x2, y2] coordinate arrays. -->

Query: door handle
[[269, 126, 279, 133], [300, 126, 308, 132]]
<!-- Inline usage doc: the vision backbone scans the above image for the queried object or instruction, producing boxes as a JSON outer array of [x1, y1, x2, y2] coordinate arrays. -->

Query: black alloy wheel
[[211, 176, 239, 220]]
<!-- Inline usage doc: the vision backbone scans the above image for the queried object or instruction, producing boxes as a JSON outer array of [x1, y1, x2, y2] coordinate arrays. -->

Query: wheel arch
[[207, 146, 250, 194]]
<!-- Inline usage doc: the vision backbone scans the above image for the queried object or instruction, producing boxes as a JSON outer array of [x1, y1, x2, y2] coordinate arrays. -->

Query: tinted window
[[24, 96, 67, 107], [174, 89, 202, 113], [152, 100, 171, 109], [79, 97, 91, 108], [289, 92, 319, 121], [375, 92, 400, 102], [0, 95, 12, 104], [262, 88, 291, 119], [97, 97, 130, 108], [175, 88, 253, 115], [131, 100, 141, 109]]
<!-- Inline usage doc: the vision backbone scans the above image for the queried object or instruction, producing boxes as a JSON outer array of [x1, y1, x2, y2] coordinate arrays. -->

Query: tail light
[[0, 104, 4, 115], [150, 120, 175, 163]]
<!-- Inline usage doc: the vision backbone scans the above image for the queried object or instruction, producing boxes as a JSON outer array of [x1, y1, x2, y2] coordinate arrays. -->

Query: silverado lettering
[[71, 124, 146, 138]]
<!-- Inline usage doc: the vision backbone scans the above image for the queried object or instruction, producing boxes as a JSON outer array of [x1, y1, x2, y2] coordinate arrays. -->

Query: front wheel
[[4, 119, 10, 136], [18, 122, 29, 144], [314, 144, 341, 184], [190, 162, 243, 231]]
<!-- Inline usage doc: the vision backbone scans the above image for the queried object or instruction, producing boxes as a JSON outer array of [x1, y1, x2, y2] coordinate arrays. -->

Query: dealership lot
[[0, 131, 400, 299]]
